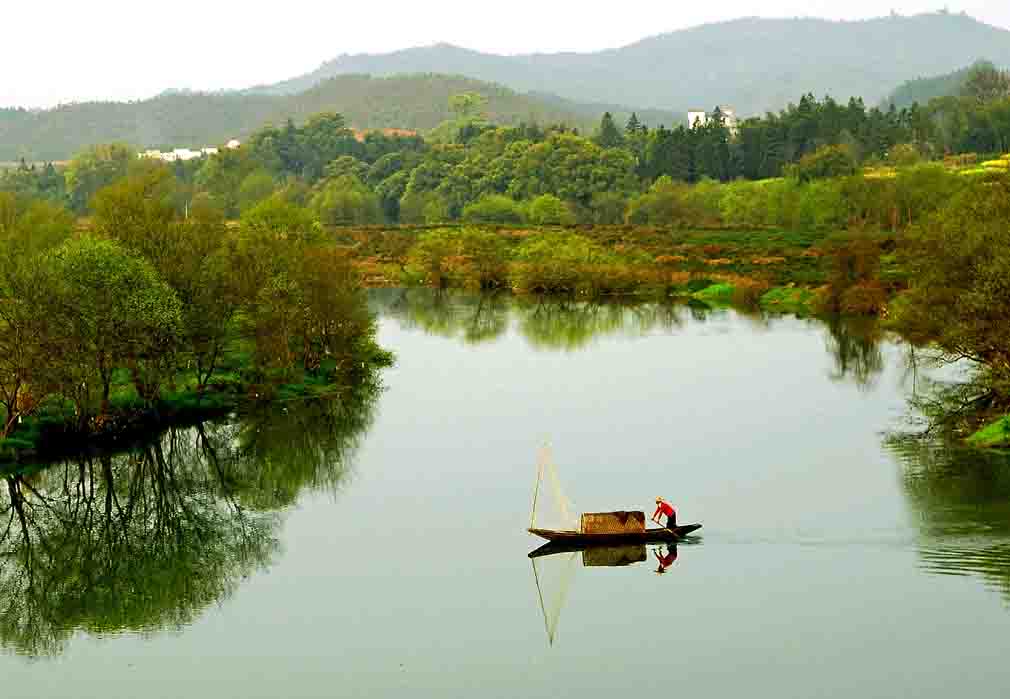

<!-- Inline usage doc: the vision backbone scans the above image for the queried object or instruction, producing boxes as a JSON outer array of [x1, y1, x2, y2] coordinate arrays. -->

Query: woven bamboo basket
[[580, 511, 645, 534]]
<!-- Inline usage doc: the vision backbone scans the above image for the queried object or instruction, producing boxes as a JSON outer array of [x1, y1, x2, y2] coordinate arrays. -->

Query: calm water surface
[[3, 289, 1009, 698]]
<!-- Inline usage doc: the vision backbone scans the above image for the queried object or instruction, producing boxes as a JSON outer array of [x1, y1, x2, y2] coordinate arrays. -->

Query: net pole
[[530, 448, 544, 529]]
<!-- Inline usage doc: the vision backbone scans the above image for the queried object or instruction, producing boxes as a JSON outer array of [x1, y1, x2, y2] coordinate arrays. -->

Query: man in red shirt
[[652, 497, 676, 530]]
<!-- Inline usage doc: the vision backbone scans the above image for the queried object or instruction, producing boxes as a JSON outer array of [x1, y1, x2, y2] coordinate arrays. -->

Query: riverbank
[[0, 342, 393, 467], [340, 223, 900, 316], [969, 416, 1010, 449]]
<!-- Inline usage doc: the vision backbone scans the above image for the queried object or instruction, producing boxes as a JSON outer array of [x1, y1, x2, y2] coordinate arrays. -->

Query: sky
[[3, 1, 1009, 108]]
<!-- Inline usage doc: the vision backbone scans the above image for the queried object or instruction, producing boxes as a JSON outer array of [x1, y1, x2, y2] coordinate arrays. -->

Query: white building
[[139, 141, 235, 163], [687, 106, 739, 135]]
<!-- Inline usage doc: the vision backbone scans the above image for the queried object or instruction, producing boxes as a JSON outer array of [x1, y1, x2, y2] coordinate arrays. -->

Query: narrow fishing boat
[[528, 522, 702, 546], [527, 444, 701, 551]]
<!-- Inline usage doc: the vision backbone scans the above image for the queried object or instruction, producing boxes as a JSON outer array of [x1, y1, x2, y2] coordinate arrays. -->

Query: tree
[[527, 194, 574, 225], [241, 195, 318, 237], [594, 112, 624, 148], [793, 144, 857, 182], [0, 195, 73, 435], [91, 167, 178, 264], [64, 143, 134, 212], [461, 194, 526, 224], [310, 175, 383, 225], [449, 92, 489, 120], [892, 174, 1010, 411], [39, 236, 183, 423], [960, 65, 1010, 105]]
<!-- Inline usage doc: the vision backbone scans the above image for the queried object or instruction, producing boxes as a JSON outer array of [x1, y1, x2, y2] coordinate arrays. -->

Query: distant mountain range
[[250, 13, 1010, 115], [4, 12, 1010, 162], [0, 75, 679, 162]]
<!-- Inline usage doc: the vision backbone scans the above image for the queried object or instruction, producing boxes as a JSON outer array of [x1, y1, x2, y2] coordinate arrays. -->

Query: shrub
[[794, 144, 857, 183], [462, 195, 526, 224], [311, 175, 383, 225], [527, 194, 575, 226], [839, 282, 887, 316], [731, 279, 772, 308]]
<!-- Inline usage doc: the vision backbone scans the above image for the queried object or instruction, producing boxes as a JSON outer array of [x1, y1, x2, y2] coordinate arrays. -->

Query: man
[[652, 497, 676, 530]]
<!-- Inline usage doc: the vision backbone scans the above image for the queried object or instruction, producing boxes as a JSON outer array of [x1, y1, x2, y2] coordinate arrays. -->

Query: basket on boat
[[580, 511, 645, 534]]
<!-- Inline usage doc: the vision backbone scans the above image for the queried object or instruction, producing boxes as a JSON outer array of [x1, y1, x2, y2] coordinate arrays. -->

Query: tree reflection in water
[[374, 288, 692, 352], [890, 437, 1010, 601], [0, 381, 379, 657], [823, 315, 885, 390]]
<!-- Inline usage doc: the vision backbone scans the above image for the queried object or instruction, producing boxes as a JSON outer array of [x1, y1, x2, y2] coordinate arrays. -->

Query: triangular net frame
[[529, 442, 580, 646], [529, 442, 578, 532], [532, 550, 579, 646]]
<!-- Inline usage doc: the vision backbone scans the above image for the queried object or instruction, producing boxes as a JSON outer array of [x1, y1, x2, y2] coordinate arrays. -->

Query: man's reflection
[[653, 544, 678, 574]]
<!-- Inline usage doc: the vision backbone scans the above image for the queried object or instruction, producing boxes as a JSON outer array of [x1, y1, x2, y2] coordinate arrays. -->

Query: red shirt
[[653, 502, 675, 519]]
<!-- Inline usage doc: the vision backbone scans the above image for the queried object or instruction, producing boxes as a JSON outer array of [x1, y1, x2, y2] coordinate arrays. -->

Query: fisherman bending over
[[652, 497, 676, 530]]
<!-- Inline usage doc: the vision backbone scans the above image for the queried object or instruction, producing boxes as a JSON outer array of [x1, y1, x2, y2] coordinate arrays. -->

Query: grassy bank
[[340, 223, 898, 315], [0, 339, 393, 466], [968, 416, 1010, 449]]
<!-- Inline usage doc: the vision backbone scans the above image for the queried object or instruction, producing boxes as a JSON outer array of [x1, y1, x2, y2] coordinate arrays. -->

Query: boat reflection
[[529, 538, 701, 646]]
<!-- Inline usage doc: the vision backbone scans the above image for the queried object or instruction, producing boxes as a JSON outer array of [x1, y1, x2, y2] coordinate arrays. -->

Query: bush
[[794, 144, 857, 183], [311, 175, 383, 225], [731, 279, 772, 308], [462, 195, 526, 224], [839, 282, 887, 316], [527, 194, 575, 226], [588, 191, 628, 224]]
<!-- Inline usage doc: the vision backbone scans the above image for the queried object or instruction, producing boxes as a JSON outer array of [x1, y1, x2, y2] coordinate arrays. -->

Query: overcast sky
[[3, 1, 1008, 108]]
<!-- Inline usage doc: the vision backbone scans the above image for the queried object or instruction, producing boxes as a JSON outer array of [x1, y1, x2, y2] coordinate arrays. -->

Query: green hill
[[883, 60, 1007, 108], [253, 13, 1010, 116], [0, 75, 640, 161]]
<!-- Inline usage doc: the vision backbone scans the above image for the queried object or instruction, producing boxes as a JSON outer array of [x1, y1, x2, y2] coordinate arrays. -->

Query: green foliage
[[40, 235, 184, 417], [64, 143, 135, 212], [242, 194, 318, 236], [886, 60, 1000, 109], [794, 145, 858, 183], [462, 194, 526, 224], [968, 416, 1010, 448], [594, 112, 624, 148], [311, 175, 383, 225], [891, 174, 1010, 402], [527, 194, 574, 226]]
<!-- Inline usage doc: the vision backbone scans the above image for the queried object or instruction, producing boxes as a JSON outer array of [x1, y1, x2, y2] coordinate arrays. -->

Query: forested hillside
[[885, 61, 1008, 108], [256, 13, 1010, 115], [0, 75, 603, 161]]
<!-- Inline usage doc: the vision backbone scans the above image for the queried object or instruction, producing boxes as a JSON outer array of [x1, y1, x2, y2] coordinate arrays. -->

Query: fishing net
[[529, 443, 578, 532], [532, 550, 579, 646]]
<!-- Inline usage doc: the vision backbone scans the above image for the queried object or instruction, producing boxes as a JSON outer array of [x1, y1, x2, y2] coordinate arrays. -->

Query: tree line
[[5, 82, 1010, 231], [0, 168, 387, 457]]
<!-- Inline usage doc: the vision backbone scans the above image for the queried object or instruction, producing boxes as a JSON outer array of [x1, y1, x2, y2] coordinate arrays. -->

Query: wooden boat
[[528, 523, 702, 546]]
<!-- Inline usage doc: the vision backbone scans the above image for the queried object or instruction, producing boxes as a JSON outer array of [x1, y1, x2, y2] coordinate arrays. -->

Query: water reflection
[[374, 290, 891, 385], [823, 315, 886, 389], [891, 437, 1010, 600], [530, 541, 696, 646], [373, 289, 737, 352], [0, 386, 378, 657]]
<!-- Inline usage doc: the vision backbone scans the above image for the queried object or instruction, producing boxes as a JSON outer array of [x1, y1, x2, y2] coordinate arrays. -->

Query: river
[[2, 289, 1009, 698]]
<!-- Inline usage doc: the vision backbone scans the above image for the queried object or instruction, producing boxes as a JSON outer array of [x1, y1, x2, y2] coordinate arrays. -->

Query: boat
[[528, 523, 702, 548], [526, 444, 702, 556]]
